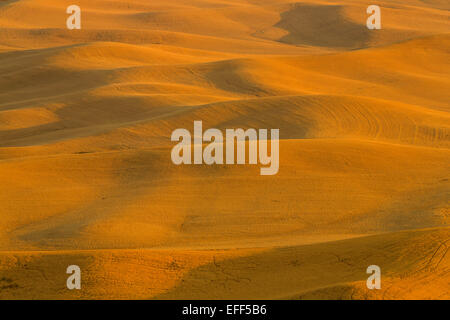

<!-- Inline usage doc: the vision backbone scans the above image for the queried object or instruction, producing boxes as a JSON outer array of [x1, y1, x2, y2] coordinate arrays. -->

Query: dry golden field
[[0, 0, 449, 299]]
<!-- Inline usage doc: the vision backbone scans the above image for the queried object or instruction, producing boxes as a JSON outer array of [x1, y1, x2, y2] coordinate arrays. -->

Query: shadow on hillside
[[275, 4, 371, 49]]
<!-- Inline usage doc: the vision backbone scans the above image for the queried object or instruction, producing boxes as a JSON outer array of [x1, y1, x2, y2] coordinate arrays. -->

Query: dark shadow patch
[[0, 0, 19, 7], [275, 4, 371, 49], [0, 277, 20, 290]]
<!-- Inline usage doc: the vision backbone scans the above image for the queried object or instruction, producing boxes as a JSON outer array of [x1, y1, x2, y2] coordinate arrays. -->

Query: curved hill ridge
[[0, 0, 449, 299]]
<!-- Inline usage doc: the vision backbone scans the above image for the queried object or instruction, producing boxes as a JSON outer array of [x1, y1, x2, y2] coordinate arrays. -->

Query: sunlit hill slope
[[0, 0, 449, 299]]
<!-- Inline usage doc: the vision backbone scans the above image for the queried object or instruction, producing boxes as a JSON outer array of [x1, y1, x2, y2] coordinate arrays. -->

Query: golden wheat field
[[0, 0, 449, 300]]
